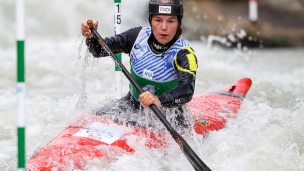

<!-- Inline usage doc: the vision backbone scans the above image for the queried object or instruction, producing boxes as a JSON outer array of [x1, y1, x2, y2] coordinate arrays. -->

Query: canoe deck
[[27, 78, 252, 170]]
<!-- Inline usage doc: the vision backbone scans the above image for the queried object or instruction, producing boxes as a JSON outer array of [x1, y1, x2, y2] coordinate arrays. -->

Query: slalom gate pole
[[249, 0, 258, 23], [114, 0, 122, 99], [16, 0, 26, 170]]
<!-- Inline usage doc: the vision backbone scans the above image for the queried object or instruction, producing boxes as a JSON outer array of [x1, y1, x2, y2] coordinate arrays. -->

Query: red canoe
[[27, 78, 252, 170]]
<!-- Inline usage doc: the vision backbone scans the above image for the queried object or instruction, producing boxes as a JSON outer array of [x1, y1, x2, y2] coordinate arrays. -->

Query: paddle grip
[[87, 19, 94, 29]]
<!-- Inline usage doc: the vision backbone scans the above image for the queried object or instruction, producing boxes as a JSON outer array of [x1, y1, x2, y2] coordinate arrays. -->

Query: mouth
[[159, 34, 168, 38]]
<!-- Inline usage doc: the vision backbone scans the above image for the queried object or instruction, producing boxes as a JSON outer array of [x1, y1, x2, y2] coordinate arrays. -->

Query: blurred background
[[182, 0, 304, 48], [2, 0, 304, 49]]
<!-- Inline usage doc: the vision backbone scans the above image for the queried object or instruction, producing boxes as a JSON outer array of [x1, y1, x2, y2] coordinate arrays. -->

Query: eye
[[168, 19, 176, 24], [153, 18, 162, 23]]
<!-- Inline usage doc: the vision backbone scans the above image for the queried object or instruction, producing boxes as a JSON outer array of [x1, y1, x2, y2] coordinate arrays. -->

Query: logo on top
[[160, 0, 170, 3], [159, 6, 171, 14], [142, 69, 153, 80], [134, 43, 144, 52]]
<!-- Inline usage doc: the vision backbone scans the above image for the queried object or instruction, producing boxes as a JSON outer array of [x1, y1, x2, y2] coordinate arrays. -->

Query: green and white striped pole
[[114, 0, 122, 99], [16, 0, 26, 170]]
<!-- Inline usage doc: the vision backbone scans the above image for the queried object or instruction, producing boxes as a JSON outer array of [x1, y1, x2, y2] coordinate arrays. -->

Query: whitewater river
[[1, 0, 304, 170]]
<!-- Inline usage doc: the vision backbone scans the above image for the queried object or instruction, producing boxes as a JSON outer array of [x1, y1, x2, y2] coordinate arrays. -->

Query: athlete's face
[[151, 15, 179, 45]]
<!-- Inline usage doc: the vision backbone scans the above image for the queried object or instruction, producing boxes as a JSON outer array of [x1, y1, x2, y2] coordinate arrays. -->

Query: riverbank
[[183, 0, 304, 48]]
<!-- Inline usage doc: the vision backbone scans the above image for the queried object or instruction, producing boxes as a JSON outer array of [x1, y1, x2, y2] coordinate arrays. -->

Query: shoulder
[[175, 46, 198, 70], [177, 46, 196, 59], [119, 26, 143, 45], [123, 26, 143, 35], [173, 38, 197, 64]]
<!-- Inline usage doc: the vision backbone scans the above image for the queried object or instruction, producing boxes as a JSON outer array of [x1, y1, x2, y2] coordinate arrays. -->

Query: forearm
[[159, 80, 195, 108], [86, 27, 142, 57], [86, 36, 125, 57]]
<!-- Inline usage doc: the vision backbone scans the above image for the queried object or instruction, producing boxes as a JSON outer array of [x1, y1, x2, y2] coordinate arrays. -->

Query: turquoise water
[[1, 0, 304, 170]]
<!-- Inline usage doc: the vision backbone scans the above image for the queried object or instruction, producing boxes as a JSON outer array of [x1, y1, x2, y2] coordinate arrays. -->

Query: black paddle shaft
[[87, 19, 211, 171]]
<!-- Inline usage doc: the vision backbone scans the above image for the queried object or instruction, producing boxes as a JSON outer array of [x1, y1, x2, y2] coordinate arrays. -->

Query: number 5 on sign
[[114, 2, 121, 35]]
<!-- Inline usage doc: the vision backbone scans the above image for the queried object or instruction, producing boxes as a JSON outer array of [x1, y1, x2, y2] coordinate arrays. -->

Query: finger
[[81, 25, 93, 38], [139, 94, 149, 107], [93, 21, 99, 30]]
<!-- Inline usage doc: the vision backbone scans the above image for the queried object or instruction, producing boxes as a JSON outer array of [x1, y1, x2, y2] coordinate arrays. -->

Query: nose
[[161, 21, 168, 30]]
